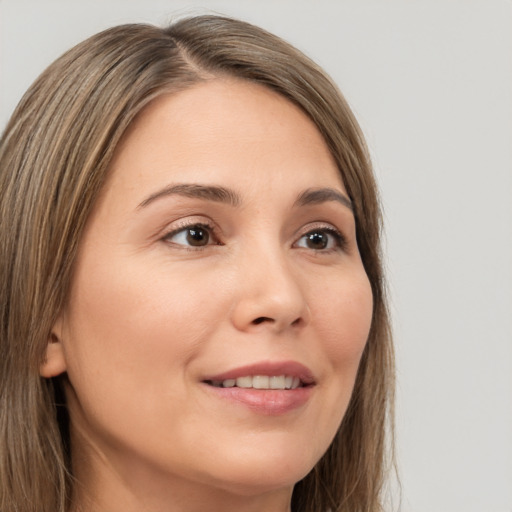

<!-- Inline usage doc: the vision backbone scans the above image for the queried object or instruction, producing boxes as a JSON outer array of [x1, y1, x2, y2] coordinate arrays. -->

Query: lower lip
[[203, 384, 313, 415]]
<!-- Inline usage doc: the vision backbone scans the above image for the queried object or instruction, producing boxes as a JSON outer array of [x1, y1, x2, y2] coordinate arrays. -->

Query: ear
[[40, 318, 67, 378]]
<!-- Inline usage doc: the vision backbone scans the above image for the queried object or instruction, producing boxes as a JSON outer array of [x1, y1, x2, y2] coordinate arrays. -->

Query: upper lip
[[203, 360, 316, 385]]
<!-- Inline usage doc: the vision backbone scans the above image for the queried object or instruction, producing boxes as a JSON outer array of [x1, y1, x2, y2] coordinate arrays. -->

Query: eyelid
[[161, 217, 221, 248], [294, 222, 348, 251]]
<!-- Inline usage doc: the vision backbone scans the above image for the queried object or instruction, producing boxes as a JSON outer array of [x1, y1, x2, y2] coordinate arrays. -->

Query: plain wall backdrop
[[1, 1, 511, 511]]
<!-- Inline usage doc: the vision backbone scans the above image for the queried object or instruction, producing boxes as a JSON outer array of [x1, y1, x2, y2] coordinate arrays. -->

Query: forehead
[[103, 78, 345, 206]]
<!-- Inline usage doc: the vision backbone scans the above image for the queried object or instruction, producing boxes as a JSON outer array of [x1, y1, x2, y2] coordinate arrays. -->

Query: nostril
[[252, 316, 273, 325]]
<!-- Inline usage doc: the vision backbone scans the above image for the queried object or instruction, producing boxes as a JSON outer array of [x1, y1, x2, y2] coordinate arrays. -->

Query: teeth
[[252, 376, 269, 389], [236, 376, 252, 388], [214, 375, 304, 390], [270, 376, 285, 389]]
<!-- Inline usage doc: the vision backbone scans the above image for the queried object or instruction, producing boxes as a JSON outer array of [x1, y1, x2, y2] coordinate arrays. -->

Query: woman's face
[[46, 79, 373, 506]]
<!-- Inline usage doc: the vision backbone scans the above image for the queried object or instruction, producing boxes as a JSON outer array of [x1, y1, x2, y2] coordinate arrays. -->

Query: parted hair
[[0, 15, 394, 512]]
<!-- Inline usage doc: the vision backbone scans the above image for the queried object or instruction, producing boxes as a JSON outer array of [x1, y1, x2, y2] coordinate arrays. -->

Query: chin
[[195, 446, 319, 497], [208, 469, 308, 498]]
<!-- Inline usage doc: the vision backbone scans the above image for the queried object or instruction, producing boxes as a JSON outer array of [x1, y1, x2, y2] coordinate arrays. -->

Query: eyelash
[[162, 221, 347, 253], [162, 221, 220, 250], [294, 226, 347, 253]]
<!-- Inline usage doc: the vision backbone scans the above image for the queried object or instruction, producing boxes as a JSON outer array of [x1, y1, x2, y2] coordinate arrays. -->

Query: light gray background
[[1, 1, 511, 511]]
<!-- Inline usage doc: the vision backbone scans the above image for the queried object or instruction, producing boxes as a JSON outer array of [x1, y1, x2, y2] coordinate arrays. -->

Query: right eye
[[163, 223, 216, 248]]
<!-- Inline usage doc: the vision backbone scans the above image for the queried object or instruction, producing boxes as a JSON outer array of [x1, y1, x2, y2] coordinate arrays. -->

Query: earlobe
[[40, 331, 67, 378]]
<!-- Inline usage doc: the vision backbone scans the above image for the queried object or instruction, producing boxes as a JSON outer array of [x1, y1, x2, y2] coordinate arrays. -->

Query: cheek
[[312, 270, 373, 374], [61, 256, 230, 385], [292, 269, 373, 466], [59, 259, 229, 452]]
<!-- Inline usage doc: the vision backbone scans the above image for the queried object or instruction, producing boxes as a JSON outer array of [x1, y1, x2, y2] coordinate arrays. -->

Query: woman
[[0, 15, 394, 512]]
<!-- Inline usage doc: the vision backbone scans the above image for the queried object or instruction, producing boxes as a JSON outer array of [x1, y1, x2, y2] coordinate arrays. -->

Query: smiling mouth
[[202, 363, 315, 414], [204, 375, 309, 390]]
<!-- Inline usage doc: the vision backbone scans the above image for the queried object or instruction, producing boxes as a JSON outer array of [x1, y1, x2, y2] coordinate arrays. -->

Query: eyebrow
[[294, 187, 353, 210], [137, 183, 241, 209], [137, 183, 352, 211]]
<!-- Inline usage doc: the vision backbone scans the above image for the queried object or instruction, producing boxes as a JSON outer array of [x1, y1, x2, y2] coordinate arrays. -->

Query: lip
[[201, 360, 315, 416], [203, 360, 316, 384]]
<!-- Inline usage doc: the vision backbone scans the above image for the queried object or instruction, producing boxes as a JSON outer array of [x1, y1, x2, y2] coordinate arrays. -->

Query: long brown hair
[[0, 15, 394, 512]]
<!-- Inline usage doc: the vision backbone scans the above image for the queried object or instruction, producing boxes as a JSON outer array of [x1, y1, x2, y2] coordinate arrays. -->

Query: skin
[[41, 78, 373, 512]]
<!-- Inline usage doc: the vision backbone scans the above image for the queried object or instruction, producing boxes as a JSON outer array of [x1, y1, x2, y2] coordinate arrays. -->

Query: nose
[[230, 248, 310, 334]]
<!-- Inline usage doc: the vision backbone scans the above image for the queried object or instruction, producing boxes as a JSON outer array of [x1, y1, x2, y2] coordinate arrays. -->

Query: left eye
[[295, 229, 343, 251], [164, 224, 214, 247]]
